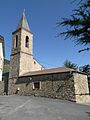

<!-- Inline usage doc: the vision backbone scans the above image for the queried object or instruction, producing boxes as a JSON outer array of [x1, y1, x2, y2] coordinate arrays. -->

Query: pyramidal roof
[[16, 11, 30, 31]]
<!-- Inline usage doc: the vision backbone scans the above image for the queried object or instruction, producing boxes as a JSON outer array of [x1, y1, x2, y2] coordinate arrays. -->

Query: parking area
[[0, 95, 90, 120]]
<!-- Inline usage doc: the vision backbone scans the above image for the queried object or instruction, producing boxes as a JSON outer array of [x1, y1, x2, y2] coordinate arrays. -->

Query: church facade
[[8, 13, 90, 103]]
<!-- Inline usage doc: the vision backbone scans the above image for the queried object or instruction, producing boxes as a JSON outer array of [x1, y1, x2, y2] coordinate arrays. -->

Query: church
[[4, 12, 90, 103]]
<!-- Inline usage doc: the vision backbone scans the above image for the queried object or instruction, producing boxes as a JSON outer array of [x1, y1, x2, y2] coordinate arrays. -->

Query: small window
[[34, 61, 36, 64], [25, 36, 29, 48], [33, 82, 41, 90], [15, 35, 18, 48]]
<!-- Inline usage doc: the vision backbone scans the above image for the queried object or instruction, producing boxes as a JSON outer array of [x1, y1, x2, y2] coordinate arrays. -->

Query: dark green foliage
[[79, 64, 90, 75], [57, 0, 90, 51], [64, 60, 78, 70]]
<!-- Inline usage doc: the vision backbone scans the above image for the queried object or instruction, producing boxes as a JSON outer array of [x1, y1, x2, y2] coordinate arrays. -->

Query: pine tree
[[64, 60, 78, 70], [57, 0, 90, 52], [79, 64, 90, 75]]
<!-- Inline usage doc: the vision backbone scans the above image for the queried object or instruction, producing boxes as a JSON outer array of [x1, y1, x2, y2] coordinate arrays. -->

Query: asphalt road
[[0, 95, 90, 120]]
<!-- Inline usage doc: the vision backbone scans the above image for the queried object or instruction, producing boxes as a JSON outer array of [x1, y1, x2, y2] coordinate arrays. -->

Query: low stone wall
[[15, 72, 76, 102], [0, 81, 4, 95]]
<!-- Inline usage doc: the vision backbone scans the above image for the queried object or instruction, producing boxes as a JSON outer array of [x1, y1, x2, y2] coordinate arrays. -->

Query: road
[[0, 95, 90, 120]]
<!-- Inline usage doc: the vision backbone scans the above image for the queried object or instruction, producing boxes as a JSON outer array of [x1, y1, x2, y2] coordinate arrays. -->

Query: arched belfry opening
[[25, 36, 29, 48], [14, 35, 18, 48]]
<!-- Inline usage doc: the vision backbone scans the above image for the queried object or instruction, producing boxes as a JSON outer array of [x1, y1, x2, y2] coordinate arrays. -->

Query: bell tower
[[9, 12, 44, 94], [9, 12, 34, 79]]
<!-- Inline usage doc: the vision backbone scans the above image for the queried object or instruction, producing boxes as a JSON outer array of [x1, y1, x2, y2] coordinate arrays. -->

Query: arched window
[[34, 61, 36, 64], [15, 35, 18, 48], [25, 36, 29, 48]]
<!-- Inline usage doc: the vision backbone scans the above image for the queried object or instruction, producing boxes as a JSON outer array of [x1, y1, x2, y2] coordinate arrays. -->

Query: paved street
[[0, 95, 90, 120]]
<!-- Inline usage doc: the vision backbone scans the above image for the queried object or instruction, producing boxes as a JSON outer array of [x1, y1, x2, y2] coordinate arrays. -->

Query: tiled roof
[[21, 67, 77, 77]]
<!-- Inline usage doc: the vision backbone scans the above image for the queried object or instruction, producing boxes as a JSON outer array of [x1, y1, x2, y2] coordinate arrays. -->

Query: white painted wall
[[0, 43, 4, 81]]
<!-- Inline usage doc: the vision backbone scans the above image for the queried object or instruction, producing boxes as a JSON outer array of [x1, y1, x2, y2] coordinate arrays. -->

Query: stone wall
[[19, 53, 43, 76], [20, 29, 33, 55], [0, 81, 4, 95], [8, 72, 90, 103], [10, 28, 43, 79], [12, 30, 21, 55], [8, 78, 17, 95], [9, 53, 20, 78], [15, 72, 76, 102], [2, 72, 9, 95], [73, 73, 90, 103]]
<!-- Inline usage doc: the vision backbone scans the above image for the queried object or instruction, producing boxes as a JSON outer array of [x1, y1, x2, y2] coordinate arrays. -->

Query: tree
[[79, 64, 90, 75], [57, 0, 90, 52], [64, 60, 78, 70]]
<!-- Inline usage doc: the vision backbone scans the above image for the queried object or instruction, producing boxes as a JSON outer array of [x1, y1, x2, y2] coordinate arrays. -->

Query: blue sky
[[0, 0, 90, 68]]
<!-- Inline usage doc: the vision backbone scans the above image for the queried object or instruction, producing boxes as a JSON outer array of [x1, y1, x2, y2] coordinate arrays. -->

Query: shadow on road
[[86, 112, 90, 118]]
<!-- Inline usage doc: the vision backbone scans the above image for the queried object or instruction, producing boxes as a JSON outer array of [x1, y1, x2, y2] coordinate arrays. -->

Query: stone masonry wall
[[8, 78, 17, 95], [10, 29, 43, 78], [9, 53, 20, 78], [0, 81, 4, 95], [73, 73, 90, 103], [19, 53, 43, 76], [21, 29, 33, 55], [20, 29, 44, 73], [15, 73, 76, 102]]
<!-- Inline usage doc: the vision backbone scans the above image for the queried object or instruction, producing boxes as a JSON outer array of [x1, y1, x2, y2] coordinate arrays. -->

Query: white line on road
[[3, 99, 30, 117]]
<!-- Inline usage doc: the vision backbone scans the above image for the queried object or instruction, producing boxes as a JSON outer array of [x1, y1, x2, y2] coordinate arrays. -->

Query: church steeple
[[9, 12, 43, 94], [10, 11, 33, 79], [16, 11, 30, 31]]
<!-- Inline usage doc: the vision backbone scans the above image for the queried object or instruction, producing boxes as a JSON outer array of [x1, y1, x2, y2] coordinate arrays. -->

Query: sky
[[0, 0, 90, 68]]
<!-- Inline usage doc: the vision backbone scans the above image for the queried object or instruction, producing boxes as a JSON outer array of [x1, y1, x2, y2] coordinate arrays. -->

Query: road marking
[[3, 99, 30, 117]]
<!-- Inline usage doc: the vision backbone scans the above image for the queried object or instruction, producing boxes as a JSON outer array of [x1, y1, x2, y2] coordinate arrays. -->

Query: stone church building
[[8, 12, 90, 103]]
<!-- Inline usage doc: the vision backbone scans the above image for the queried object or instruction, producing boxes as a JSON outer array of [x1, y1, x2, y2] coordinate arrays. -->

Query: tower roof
[[16, 11, 30, 31]]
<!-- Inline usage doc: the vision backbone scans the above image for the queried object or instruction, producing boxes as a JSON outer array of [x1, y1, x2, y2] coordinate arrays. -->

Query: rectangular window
[[16, 35, 18, 48], [33, 82, 41, 90], [14, 35, 18, 48], [25, 36, 29, 48]]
